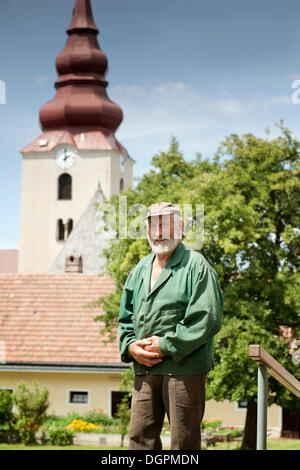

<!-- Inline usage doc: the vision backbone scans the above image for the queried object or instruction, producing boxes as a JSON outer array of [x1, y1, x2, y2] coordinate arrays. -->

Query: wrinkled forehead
[[147, 213, 174, 225]]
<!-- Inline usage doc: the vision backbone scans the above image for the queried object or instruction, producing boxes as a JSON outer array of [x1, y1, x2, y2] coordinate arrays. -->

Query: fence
[[249, 344, 300, 450]]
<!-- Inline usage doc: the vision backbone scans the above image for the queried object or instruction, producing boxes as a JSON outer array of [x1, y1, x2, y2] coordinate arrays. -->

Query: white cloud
[[112, 80, 292, 164], [31, 74, 49, 85]]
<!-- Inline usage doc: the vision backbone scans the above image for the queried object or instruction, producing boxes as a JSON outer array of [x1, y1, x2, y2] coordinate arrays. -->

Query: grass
[[206, 438, 300, 451], [0, 439, 300, 451], [0, 443, 125, 450]]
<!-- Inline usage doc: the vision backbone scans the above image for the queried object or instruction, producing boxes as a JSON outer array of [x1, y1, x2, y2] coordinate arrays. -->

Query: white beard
[[147, 236, 179, 254]]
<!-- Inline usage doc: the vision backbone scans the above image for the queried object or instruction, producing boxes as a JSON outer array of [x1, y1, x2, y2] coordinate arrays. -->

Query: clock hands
[[63, 147, 72, 161], [64, 147, 69, 159], [56, 147, 75, 169]]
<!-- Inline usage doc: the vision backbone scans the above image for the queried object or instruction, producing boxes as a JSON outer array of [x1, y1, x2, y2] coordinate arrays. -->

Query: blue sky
[[1, 0, 300, 249]]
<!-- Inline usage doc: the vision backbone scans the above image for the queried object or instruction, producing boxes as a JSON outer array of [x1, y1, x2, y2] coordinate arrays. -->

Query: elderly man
[[118, 202, 223, 450]]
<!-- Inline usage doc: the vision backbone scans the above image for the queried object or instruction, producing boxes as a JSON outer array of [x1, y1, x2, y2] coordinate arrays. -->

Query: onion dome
[[39, 0, 123, 133]]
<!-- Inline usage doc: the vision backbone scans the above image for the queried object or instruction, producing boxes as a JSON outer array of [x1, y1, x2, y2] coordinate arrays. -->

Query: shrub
[[13, 380, 49, 445], [46, 424, 74, 446], [230, 428, 243, 439], [42, 413, 80, 430], [115, 396, 131, 446], [202, 419, 222, 430], [0, 389, 14, 426], [83, 409, 115, 426]]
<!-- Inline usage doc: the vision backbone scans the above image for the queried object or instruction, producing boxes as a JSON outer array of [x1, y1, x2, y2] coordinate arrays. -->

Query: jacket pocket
[[157, 308, 185, 335]]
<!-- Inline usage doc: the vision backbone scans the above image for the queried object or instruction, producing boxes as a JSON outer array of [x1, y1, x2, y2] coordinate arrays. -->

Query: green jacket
[[118, 242, 223, 375]]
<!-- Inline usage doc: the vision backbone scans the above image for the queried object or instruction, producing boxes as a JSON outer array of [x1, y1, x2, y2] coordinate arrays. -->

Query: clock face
[[120, 154, 125, 174], [55, 146, 76, 169]]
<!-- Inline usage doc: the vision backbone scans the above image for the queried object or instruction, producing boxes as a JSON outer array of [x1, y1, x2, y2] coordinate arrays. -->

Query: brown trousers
[[129, 373, 206, 450]]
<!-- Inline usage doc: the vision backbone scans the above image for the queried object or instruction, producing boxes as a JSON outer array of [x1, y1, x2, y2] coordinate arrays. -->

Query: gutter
[[0, 362, 130, 374]]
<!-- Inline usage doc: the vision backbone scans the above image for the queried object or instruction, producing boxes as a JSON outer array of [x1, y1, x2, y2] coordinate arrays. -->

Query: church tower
[[18, 0, 133, 273]]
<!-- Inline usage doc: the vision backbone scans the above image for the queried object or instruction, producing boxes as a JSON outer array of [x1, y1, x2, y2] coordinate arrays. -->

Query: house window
[[110, 390, 131, 417], [68, 390, 89, 405], [58, 173, 72, 200], [236, 399, 248, 409], [120, 178, 124, 193]]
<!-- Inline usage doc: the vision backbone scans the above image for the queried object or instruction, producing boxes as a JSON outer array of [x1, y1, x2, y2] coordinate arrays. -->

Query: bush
[[115, 396, 131, 446], [43, 412, 81, 429], [83, 409, 115, 426], [230, 428, 243, 439], [0, 389, 14, 426], [13, 380, 49, 445], [202, 419, 222, 430], [46, 424, 74, 446]]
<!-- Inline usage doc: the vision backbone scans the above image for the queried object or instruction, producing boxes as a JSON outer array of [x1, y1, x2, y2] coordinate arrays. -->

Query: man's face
[[147, 213, 182, 254]]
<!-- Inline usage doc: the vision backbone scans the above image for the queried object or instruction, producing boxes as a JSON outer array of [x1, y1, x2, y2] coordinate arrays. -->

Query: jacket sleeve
[[158, 262, 223, 362], [118, 270, 137, 363]]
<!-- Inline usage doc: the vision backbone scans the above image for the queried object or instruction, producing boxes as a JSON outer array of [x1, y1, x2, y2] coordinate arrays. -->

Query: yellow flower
[[66, 418, 101, 433]]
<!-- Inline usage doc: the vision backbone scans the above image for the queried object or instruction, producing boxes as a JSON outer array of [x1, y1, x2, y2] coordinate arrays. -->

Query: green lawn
[[0, 439, 300, 451], [207, 439, 300, 451], [0, 443, 125, 450]]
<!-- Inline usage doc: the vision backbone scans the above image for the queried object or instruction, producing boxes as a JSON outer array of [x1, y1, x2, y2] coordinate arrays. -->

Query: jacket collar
[[142, 242, 186, 298]]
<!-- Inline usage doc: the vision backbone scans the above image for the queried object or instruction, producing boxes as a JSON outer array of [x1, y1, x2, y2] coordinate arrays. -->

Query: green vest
[[118, 242, 223, 375]]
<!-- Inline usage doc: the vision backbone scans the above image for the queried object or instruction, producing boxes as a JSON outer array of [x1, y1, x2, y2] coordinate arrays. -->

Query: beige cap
[[146, 202, 182, 219]]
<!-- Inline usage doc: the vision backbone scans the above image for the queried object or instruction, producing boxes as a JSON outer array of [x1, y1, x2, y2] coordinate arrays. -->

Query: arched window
[[58, 173, 72, 200], [67, 219, 73, 237], [57, 219, 65, 241], [120, 178, 124, 193]]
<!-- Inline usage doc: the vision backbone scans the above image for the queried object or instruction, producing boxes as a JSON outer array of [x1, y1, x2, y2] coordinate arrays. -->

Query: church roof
[[49, 182, 115, 274], [21, 0, 124, 154], [0, 273, 124, 369]]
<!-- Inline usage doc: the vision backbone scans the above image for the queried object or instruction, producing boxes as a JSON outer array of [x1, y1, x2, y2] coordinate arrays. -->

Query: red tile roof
[[0, 274, 124, 367]]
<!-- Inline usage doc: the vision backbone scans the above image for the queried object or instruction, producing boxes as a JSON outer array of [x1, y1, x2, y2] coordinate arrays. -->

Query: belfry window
[[58, 173, 72, 200], [57, 219, 73, 241], [67, 219, 73, 237], [57, 219, 65, 241]]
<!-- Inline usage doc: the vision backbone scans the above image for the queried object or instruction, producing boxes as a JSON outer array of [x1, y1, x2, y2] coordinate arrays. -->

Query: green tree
[[200, 124, 300, 449], [94, 128, 300, 450]]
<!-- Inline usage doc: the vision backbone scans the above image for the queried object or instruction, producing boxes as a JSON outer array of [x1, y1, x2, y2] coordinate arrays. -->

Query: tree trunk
[[241, 399, 257, 450]]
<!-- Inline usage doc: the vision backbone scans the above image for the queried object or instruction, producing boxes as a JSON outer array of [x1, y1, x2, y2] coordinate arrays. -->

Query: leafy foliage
[[0, 389, 13, 426], [45, 424, 74, 446], [13, 380, 49, 445]]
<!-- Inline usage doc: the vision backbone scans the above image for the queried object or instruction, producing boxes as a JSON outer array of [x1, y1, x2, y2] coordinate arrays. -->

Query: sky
[[1, 0, 300, 249]]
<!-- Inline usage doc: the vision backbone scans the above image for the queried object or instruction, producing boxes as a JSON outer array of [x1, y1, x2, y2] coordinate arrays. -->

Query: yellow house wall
[[0, 370, 122, 416], [0, 370, 281, 431], [204, 399, 281, 430]]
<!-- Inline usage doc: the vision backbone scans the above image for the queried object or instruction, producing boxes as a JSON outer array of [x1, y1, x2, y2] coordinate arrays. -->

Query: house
[[0, 273, 129, 417]]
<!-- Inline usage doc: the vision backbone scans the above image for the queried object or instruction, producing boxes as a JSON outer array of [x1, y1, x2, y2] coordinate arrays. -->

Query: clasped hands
[[129, 335, 164, 367]]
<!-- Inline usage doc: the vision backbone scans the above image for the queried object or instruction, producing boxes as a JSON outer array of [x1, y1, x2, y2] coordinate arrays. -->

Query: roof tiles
[[0, 273, 123, 367]]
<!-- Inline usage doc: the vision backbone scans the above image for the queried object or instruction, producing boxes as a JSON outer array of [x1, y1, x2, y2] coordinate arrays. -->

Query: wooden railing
[[249, 345, 300, 450]]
